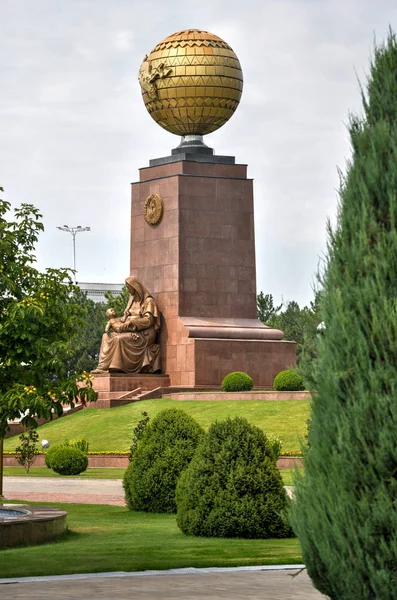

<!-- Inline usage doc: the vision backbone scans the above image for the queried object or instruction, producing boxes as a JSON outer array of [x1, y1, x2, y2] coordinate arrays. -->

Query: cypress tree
[[291, 30, 397, 599]]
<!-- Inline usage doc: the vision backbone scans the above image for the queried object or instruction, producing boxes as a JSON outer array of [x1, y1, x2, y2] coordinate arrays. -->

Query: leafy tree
[[0, 190, 96, 439], [267, 300, 312, 359], [256, 292, 282, 324], [65, 289, 106, 375], [104, 286, 129, 316], [291, 31, 397, 599], [15, 428, 39, 473]]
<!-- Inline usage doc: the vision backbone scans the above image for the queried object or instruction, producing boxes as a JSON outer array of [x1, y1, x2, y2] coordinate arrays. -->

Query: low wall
[[169, 391, 310, 401], [3, 454, 302, 470]]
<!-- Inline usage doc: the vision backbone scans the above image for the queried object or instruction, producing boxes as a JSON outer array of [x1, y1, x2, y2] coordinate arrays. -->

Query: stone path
[[3, 476, 124, 506], [0, 569, 326, 599]]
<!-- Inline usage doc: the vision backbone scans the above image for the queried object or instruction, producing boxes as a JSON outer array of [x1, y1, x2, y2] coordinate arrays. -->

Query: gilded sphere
[[138, 29, 243, 136]]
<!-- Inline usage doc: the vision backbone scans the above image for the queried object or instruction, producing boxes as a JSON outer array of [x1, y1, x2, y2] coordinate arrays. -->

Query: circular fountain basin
[[0, 508, 31, 519], [0, 504, 67, 549]]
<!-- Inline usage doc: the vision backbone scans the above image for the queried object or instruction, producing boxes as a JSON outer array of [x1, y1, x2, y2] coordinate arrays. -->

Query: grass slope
[[4, 399, 309, 454], [0, 502, 302, 577], [2, 468, 297, 485]]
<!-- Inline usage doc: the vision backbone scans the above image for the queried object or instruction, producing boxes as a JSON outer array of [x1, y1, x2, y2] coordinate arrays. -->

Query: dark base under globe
[[149, 135, 235, 166]]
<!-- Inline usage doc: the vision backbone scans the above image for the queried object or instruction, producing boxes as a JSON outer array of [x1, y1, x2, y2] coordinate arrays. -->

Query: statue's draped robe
[[97, 281, 161, 373]]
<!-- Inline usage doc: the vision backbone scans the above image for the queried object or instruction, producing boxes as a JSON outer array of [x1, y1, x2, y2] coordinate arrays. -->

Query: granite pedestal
[[130, 155, 296, 388]]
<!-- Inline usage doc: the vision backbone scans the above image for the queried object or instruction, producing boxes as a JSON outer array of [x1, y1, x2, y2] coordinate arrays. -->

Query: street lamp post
[[56, 225, 90, 283]]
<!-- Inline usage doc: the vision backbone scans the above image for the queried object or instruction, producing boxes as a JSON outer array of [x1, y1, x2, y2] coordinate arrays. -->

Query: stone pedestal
[[130, 157, 296, 387], [89, 373, 171, 408]]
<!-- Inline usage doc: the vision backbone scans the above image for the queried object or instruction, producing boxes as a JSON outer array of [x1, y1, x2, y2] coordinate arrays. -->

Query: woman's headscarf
[[125, 276, 160, 331]]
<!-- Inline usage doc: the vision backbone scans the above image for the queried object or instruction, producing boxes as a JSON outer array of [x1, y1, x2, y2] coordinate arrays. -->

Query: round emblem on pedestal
[[144, 193, 163, 226]]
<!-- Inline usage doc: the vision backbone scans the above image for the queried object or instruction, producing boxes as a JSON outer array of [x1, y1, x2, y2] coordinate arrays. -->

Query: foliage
[[221, 371, 253, 392], [50, 445, 88, 475], [176, 417, 293, 538], [14, 428, 39, 473], [44, 444, 62, 469], [258, 290, 323, 366], [291, 30, 397, 599], [65, 290, 107, 375], [68, 437, 89, 454], [256, 292, 282, 324], [0, 191, 97, 436], [104, 286, 129, 316], [267, 434, 283, 463], [273, 370, 305, 391], [129, 411, 150, 461], [123, 408, 204, 514]]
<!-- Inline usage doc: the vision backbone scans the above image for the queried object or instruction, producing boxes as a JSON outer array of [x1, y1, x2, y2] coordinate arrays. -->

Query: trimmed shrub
[[69, 437, 89, 454], [273, 369, 305, 391], [123, 408, 204, 514], [221, 371, 253, 392], [267, 434, 282, 463], [50, 446, 88, 476], [44, 445, 60, 469], [176, 417, 293, 538], [129, 411, 150, 461]]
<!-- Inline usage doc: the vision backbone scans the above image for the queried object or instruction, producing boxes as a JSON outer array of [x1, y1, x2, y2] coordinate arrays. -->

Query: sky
[[2, 0, 397, 307]]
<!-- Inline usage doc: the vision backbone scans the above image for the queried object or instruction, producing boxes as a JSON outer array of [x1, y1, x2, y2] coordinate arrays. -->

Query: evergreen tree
[[256, 292, 282, 323], [291, 30, 397, 599]]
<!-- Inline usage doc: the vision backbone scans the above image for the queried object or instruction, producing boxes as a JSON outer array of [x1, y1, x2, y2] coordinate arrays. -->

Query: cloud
[[1, 0, 396, 305]]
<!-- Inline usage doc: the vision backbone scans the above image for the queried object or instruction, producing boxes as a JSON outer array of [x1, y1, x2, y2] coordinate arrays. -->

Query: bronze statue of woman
[[93, 277, 161, 374]]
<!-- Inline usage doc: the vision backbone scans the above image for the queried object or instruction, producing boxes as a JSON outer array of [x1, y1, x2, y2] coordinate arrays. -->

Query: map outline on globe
[[138, 29, 243, 137]]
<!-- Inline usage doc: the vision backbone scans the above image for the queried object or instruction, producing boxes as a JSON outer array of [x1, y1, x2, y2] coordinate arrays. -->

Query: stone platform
[[89, 373, 171, 408]]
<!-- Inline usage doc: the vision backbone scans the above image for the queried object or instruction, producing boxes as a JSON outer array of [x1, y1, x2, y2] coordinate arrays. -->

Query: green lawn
[[4, 398, 309, 454], [0, 502, 302, 577], [2, 467, 298, 485], [3, 467, 126, 479]]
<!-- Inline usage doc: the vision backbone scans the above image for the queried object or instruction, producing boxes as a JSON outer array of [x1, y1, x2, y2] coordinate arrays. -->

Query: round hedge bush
[[176, 417, 293, 539], [221, 371, 253, 392], [50, 446, 88, 476], [123, 408, 204, 514], [273, 369, 305, 391], [44, 445, 60, 469]]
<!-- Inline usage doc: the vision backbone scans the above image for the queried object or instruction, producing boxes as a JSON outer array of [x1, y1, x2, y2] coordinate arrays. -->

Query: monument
[[93, 29, 296, 405]]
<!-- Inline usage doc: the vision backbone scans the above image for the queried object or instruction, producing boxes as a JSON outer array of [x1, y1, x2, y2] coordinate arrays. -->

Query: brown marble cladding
[[139, 161, 248, 182], [178, 173, 257, 319], [130, 160, 262, 381], [193, 339, 297, 388]]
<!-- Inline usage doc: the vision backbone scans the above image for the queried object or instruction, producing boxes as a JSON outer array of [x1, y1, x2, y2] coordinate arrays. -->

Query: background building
[[77, 282, 124, 303]]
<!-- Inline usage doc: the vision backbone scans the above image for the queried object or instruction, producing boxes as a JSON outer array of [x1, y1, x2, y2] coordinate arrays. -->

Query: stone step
[[96, 390, 141, 400]]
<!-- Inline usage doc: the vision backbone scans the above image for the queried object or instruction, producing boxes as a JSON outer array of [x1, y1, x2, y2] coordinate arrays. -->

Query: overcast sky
[[2, 0, 396, 307]]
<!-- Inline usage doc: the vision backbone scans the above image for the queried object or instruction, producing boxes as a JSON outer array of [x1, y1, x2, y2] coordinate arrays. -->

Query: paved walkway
[[0, 568, 326, 599], [3, 476, 124, 506]]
